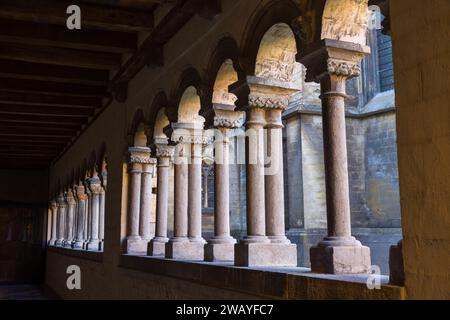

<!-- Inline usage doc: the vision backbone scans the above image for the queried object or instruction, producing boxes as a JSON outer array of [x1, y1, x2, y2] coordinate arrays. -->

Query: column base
[[204, 242, 235, 262], [147, 238, 169, 256], [234, 242, 297, 267], [63, 240, 73, 248], [55, 239, 64, 247], [72, 240, 83, 249], [99, 240, 104, 251], [389, 240, 405, 285], [165, 241, 204, 260], [86, 239, 100, 251], [48, 239, 57, 246], [125, 238, 148, 254], [310, 242, 371, 274]]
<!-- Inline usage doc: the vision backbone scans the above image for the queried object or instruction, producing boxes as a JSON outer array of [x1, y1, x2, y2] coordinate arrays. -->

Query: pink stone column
[[265, 109, 290, 244], [205, 124, 237, 262], [242, 107, 269, 244], [170, 143, 189, 243], [73, 184, 87, 249], [139, 160, 156, 241], [148, 145, 174, 256], [55, 193, 66, 247], [306, 42, 371, 274], [65, 189, 77, 247], [49, 200, 58, 245], [188, 141, 205, 244], [87, 176, 102, 251]]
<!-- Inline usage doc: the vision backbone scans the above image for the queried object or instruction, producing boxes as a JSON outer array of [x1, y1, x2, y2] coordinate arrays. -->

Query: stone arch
[[168, 67, 205, 124], [212, 59, 239, 106], [255, 23, 300, 82], [147, 91, 170, 143], [128, 109, 148, 147], [178, 86, 205, 125], [153, 108, 170, 142], [321, 0, 369, 45], [240, 0, 303, 76]]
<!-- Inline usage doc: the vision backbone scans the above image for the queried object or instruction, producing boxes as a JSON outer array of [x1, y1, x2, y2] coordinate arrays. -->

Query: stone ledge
[[119, 255, 406, 300], [47, 246, 103, 263]]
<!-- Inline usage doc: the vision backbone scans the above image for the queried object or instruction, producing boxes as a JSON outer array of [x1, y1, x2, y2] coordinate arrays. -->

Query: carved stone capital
[[172, 133, 212, 145], [57, 194, 67, 207], [156, 144, 175, 158], [246, 76, 298, 111], [128, 146, 152, 164], [49, 200, 57, 210], [214, 108, 245, 129], [88, 176, 103, 194], [327, 58, 361, 77], [66, 190, 77, 206], [76, 185, 88, 201]]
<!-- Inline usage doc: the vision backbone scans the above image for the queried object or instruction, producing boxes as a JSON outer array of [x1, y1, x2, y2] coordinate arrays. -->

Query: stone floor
[[0, 284, 59, 300]]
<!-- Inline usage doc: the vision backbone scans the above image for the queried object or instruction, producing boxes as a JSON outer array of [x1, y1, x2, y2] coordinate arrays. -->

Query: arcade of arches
[[1, 0, 449, 300]]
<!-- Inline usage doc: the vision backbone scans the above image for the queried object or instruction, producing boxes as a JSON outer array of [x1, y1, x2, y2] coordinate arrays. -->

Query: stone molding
[[172, 134, 212, 145]]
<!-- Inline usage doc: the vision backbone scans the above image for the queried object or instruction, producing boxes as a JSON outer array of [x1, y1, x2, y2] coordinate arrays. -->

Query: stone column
[[148, 144, 174, 256], [303, 40, 371, 274], [233, 76, 297, 267], [83, 181, 91, 249], [205, 109, 241, 261], [202, 167, 209, 208], [48, 200, 58, 245], [64, 189, 76, 247], [125, 147, 152, 254], [73, 184, 87, 249], [55, 193, 67, 247], [99, 171, 106, 251], [165, 138, 190, 259], [87, 175, 102, 250], [188, 134, 207, 247], [139, 158, 157, 242]]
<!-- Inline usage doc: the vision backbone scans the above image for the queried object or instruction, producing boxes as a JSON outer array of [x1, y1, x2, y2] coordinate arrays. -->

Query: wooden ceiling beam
[[0, 78, 107, 98], [0, 59, 109, 86], [0, 0, 154, 32], [0, 92, 101, 108], [0, 43, 122, 70], [0, 104, 95, 117], [0, 19, 137, 54]]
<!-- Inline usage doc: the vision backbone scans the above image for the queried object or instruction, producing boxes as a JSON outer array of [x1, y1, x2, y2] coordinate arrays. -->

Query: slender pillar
[[65, 189, 76, 247], [83, 181, 91, 249], [125, 147, 152, 253], [139, 159, 157, 241], [202, 167, 209, 208], [188, 139, 206, 244], [48, 200, 58, 245], [205, 110, 241, 261], [265, 108, 290, 244], [166, 140, 191, 259], [73, 183, 87, 249], [87, 175, 102, 250], [307, 40, 371, 274], [98, 172, 106, 251], [233, 76, 297, 267], [148, 144, 174, 256], [55, 193, 66, 247]]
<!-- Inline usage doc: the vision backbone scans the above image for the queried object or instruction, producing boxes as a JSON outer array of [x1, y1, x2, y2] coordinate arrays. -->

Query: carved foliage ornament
[[248, 95, 289, 110], [156, 145, 175, 158], [128, 147, 152, 164], [213, 116, 242, 129], [327, 58, 361, 78]]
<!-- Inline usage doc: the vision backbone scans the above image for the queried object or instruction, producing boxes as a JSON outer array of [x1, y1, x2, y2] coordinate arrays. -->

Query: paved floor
[[0, 284, 59, 300]]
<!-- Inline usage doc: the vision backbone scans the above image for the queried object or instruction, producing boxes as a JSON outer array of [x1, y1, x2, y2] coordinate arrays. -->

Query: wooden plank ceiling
[[0, 0, 218, 170]]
